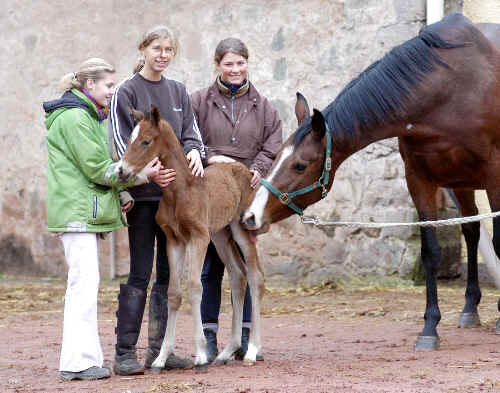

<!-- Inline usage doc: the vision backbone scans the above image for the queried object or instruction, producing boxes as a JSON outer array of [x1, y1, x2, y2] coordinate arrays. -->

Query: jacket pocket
[[88, 184, 120, 225]]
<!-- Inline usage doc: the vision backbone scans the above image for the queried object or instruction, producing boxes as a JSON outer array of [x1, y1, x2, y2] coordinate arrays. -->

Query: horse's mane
[[294, 23, 466, 147]]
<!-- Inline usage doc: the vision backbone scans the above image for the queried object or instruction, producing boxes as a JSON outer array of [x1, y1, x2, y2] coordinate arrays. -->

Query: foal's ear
[[151, 105, 161, 127], [130, 106, 144, 122], [311, 109, 326, 141], [295, 92, 311, 126]]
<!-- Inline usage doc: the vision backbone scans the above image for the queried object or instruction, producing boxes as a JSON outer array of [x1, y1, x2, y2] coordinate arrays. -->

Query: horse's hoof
[[415, 335, 440, 351], [458, 312, 481, 328]]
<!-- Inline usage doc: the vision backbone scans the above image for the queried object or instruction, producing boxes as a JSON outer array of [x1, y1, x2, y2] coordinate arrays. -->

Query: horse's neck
[[340, 122, 404, 158]]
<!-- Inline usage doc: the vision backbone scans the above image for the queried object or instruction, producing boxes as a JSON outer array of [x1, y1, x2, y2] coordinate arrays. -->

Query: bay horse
[[242, 13, 500, 350], [117, 106, 264, 366]]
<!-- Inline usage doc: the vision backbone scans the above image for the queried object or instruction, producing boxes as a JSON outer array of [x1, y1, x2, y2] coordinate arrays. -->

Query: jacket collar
[[207, 79, 260, 106]]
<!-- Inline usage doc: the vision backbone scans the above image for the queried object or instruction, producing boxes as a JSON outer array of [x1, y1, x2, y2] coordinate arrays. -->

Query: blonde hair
[[59, 58, 115, 92], [134, 25, 179, 73]]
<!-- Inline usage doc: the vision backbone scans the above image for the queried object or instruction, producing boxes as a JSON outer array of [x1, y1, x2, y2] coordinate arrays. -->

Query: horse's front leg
[[453, 190, 481, 328], [211, 227, 246, 364], [405, 171, 441, 350], [151, 236, 185, 369], [185, 232, 210, 368], [231, 221, 264, 363]]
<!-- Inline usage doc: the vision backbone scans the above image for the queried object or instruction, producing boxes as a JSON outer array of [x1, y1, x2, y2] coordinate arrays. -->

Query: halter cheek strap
[[260, 121, 332, 216]]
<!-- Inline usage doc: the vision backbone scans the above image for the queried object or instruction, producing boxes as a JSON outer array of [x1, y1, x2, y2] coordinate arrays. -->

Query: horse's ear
[[130, 106, 144, 122], [295, 92, 311, 126], [151, 105, 161, 127], [311, 109, 326, 141]]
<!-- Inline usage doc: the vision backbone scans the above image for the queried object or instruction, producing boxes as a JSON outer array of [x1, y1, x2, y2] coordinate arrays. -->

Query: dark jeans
[[200, 242, 252, 327], [126, 201, 170, 291]]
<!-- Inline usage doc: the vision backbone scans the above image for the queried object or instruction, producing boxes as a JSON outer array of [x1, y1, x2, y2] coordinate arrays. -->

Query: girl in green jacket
[[44, 57, 167, 381]]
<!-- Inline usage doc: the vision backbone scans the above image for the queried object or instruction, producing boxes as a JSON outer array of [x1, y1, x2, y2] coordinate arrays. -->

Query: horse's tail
[[445, 188, 500, 288]]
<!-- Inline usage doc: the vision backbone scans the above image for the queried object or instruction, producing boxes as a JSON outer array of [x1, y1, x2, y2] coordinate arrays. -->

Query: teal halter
[[260, 121, 332, 216]]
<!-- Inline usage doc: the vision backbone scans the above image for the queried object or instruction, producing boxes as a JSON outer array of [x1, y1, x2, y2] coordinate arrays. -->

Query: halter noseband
[[260, 121, 332, 216]]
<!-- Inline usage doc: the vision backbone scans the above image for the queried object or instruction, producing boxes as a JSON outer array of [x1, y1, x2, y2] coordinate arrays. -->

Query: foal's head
[[117, 106, 166, 182]]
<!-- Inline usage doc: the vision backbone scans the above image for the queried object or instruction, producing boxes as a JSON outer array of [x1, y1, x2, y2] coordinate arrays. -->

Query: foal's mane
[[294, 24, 466, 148]]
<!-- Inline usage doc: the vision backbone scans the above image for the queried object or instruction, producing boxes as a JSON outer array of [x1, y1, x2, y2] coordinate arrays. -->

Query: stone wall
[[0, 0, 469, 282]]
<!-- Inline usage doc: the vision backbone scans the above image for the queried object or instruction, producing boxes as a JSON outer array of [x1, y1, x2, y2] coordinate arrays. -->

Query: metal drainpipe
[[426, 0, 444, 25]]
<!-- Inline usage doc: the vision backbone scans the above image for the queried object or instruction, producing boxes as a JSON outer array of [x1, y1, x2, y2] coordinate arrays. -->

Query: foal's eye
[[291, 162, 307, 172], [141, 139, 151, 147]]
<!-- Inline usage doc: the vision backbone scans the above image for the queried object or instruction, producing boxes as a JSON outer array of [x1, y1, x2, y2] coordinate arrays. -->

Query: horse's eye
[[141, 139, 151, 147], [291, 162, 307, 172]]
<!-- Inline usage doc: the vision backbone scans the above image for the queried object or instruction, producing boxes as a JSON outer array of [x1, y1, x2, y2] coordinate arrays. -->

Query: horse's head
[[242, 93, 338, 234], [117, 106, 164, 182]]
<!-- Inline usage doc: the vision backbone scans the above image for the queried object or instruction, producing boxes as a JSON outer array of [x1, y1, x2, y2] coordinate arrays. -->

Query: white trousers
[[59, 232, 103, 372]]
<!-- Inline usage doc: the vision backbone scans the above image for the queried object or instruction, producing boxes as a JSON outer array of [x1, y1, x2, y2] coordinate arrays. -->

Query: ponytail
[[59, 58, 115, 92]]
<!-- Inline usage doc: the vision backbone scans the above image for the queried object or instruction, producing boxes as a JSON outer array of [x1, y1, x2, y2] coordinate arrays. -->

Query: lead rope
[[300, 210, 500, 228]]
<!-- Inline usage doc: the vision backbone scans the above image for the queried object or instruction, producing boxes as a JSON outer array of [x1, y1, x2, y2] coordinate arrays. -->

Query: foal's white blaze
[[130, 123, 141, 143], [244, 146, 294, 228]]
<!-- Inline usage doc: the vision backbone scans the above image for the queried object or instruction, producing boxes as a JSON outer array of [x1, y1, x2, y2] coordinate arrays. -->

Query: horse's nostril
[[244, 213, 256, 228], [118, 166, 123, 176]]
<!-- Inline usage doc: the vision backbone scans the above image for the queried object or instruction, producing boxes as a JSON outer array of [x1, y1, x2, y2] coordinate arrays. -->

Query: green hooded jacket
[[44, 88, 135, 232]]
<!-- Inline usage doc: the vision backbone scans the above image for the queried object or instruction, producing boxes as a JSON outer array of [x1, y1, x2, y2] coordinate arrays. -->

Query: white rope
[[300, 210, 500, 228]]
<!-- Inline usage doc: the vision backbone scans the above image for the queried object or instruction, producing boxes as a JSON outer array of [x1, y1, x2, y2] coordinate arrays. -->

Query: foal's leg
[[453, 189, 481, 328], [230, 221, 264, 363], [152, 236, 186, 368], [211, 227, 246, 364], [185, 233, 211, 367], [406, 176, 441, 350]]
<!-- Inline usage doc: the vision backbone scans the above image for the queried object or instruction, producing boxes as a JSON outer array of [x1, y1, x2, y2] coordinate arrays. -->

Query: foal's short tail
[[446, 188, 500, 288]]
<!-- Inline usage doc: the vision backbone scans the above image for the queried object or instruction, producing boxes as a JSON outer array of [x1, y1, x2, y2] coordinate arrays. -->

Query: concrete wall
[[0, 0, 472, 283]]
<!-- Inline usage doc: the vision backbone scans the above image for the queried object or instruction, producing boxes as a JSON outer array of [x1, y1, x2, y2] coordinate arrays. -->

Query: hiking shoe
[[114, 354, 144, 375], [60, 366, 111, 381]]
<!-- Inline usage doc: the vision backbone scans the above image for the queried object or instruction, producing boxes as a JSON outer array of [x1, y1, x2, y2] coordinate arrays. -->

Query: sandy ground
[[2, 276, 500, 393]]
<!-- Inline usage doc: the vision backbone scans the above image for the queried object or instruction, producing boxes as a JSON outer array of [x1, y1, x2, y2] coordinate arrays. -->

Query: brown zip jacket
[[191, 80, 282, 176]]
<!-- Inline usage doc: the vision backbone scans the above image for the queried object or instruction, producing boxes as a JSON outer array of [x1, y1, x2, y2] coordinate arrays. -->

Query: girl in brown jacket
[[191, 37, 282, 363]]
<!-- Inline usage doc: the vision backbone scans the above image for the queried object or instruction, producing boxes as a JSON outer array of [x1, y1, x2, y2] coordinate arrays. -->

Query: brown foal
[[117, 107, 264, 367]]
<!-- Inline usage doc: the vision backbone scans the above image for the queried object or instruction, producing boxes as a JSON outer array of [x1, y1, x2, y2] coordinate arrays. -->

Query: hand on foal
[[207, 155, 236, 164], [187, 149, 204, 177], [250, 169, 262, 188], [151, 168, 176, 188]]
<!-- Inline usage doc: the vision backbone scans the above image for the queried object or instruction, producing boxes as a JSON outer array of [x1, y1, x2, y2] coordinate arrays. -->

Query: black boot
[[114, 284, 147, 376], [204, 328, 218, 363], [235, 327, 264, 361], [144, 283, 193, 370]]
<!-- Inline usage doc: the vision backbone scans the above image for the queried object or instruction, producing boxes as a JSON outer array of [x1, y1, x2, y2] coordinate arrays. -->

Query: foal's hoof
[[194, 363, 209, 371], [458, 312, 481, 328], [214, 357, 229, 366], [496, 319, 500, 334], [150, 366, 163, 374], [415, 335, 440, 351]]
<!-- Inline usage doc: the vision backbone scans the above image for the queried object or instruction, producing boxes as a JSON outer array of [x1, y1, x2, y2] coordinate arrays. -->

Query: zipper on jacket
[[231, 95, 235, 125], [93, 195, 98, 219]]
